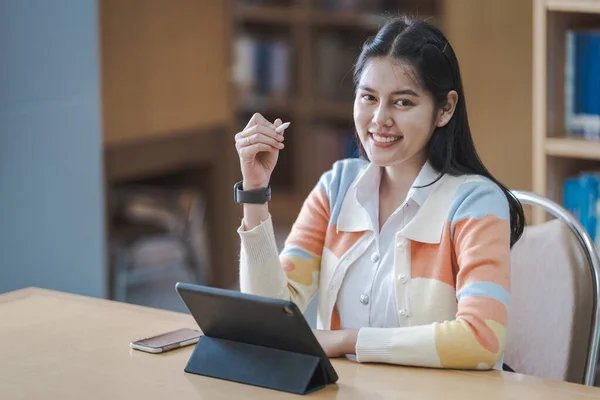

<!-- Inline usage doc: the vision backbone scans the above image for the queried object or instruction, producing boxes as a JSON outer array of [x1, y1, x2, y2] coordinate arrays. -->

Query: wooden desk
[[2, 288, 599, 399]]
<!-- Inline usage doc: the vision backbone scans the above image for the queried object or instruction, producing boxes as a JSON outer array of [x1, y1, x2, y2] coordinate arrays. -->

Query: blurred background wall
[[443, 0, 533, 194], [0, 0, 106, 297]]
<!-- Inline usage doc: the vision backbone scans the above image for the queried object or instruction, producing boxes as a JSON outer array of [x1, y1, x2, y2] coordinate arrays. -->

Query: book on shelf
[[320, 0, 391, 12], [234, 34, 291, 104], [239, 0, 388, 12], [314, 32, 357, 102], [563, 172, 600, 247], [565, 30, 600, 140], [238, 0, 290, 6]]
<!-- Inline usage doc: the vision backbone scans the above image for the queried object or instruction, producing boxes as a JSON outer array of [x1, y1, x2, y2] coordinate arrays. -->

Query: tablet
[[175, 282, 338, 385]]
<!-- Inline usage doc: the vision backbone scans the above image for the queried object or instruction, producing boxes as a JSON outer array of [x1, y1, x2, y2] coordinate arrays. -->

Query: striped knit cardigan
[[239, 158, 511, 370]]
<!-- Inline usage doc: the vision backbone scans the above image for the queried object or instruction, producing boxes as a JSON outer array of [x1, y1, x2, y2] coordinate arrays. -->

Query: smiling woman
[[353, 59, 456, 177], [235, 15, 525, 372]]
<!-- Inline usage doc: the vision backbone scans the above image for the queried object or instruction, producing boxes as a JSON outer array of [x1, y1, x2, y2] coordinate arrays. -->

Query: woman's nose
[[373, 104, 392, 126]]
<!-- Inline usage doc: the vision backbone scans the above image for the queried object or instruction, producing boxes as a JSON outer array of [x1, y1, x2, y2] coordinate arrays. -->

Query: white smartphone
[[130, 328, 202, 354]]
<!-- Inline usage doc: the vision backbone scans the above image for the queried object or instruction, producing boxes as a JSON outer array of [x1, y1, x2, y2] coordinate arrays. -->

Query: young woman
[[233, 16, 524, 371]]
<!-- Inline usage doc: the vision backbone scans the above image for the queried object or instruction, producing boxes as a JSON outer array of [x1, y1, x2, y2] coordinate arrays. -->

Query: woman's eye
[[395, 99, 413, 106], [361, 94, 376, 101]]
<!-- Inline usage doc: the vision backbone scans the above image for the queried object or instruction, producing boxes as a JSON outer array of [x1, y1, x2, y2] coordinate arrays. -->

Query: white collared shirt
[[336, 161, 439, 329]]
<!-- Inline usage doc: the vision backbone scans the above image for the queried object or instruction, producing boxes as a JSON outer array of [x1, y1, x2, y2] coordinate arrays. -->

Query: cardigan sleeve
[[238, 180, 331, 313], [355, 180, 511, 370]]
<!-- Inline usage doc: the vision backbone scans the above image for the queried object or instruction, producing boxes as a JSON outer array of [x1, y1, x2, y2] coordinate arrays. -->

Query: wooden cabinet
[[99, 0, 231, 147], [99, 0, 239, 289], [442, 0, 534, 196]]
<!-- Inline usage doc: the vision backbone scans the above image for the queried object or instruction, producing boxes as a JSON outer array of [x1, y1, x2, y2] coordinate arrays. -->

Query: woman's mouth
[[369, 132, 402, 147]]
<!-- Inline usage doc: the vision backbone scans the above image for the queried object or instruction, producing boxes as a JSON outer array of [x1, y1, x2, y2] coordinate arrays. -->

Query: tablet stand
[[184, 335, 328, 395]]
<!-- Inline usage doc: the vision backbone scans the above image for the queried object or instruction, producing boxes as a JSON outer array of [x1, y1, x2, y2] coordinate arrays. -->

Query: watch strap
[[234, 181, 271, 204]]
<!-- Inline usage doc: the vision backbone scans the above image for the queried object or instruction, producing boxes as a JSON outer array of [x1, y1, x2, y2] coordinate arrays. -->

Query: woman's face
[[353, 57, 439, 167]]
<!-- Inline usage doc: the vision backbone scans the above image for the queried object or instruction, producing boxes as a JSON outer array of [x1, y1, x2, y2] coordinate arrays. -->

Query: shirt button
[[359, 294, 370, 305], [370, 252, 380, 263], [397, 274, 408, 283]]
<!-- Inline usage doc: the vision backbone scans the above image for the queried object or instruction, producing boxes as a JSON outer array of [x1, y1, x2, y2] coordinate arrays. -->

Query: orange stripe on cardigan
[[284, 187, 330, 256], [410, 222, 455, 287], [459, 296, 508, 328], [331, 308, 341, 331], [453, 215, 511, 293], [324, 225, 366, 258]]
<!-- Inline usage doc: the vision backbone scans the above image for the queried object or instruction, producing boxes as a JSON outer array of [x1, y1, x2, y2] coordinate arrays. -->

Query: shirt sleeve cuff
[[355, 328, 396, 363], [237, 215, 280, 266]]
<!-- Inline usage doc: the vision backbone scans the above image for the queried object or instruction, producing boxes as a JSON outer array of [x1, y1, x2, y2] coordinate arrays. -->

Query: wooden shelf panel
[[234, 6, 303, 24], [545, 137, 600, 160], [309, 11, 386, 28], [545, 0, 600, 14], [237, 94, 297, 116], [100, 0, 230, 146], [313, 100, 353, 121], [234, 7, 389, 28]]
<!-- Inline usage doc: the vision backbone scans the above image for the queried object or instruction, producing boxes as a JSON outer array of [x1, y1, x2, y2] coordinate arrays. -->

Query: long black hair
[[353, 16, 524, 247]]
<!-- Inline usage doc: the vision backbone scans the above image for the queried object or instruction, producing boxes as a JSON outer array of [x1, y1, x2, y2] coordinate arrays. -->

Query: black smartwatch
[[233, 181, 271, 204]]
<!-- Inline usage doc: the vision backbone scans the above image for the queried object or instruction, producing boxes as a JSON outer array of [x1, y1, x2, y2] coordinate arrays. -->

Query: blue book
[[254, 40, 271, 95], [565, 30, 575, 135], [566, 173, 600, 241], [564, 177, 581, 221], [575, 31, 590, 114], [571, 31, 600, 139], [588, 33, 600, 137], [572, 32, 589, 136]]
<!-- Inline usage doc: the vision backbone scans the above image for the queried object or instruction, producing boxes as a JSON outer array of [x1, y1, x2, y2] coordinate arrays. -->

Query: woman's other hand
[[312, 329, 359, 358]]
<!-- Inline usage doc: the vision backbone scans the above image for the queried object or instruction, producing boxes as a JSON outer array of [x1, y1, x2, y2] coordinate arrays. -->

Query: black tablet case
[[176, 283, 337, 395]]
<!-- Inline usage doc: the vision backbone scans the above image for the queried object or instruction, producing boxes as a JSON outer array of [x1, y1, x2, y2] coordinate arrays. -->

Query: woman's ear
[[436, 90, 458, 127]]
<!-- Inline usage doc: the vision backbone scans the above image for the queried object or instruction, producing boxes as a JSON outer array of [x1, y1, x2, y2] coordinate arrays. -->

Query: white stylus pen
[[275, 122, 291, 133]]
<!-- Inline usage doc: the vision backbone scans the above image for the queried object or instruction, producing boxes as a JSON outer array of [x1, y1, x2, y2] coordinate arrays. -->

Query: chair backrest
[[506, 191, 600, 386]]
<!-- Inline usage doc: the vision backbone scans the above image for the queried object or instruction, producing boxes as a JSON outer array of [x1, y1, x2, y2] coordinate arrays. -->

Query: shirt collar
[[336, 161, 463, 243], [352, 160, 439, 210], [410, 160, 439, 207]]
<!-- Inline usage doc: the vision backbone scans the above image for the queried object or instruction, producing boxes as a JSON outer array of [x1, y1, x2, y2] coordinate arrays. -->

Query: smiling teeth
[[372, 133, 400, 143]]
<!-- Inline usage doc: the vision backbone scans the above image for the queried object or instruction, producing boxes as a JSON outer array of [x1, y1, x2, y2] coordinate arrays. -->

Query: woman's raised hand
[[235, 113, 290, 190]]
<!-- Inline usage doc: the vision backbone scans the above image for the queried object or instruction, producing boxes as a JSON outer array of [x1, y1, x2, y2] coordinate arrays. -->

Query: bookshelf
[[545, 137, 600, 160], [532, 0, 600, 224], [230, 0, 442, 226]]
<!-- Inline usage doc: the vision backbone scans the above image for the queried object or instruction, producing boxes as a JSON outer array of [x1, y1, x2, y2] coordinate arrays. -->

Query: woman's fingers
[[236, 131, 284, 150], [244, 112, 276, 130], [235, 124, 283, 143], [238, 143, 279, 160], [236, 115, 289, 156]]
